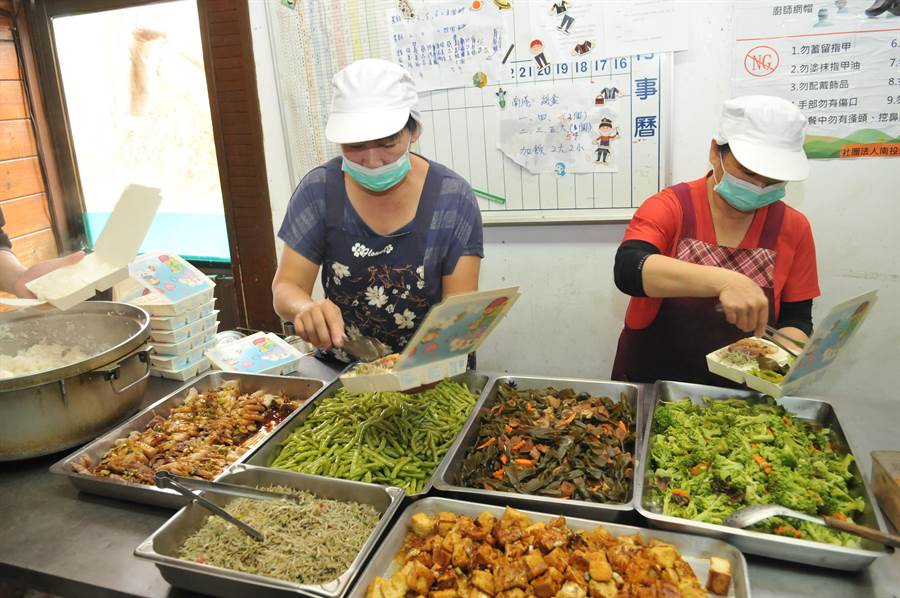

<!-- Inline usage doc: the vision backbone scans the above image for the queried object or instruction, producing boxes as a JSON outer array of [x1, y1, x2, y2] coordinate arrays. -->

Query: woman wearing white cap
[[611, 95, 819, 384], [272, 59, 483, 359]]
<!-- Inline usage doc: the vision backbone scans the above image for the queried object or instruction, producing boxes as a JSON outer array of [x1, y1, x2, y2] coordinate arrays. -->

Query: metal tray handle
[[90, 343, 152, 395]]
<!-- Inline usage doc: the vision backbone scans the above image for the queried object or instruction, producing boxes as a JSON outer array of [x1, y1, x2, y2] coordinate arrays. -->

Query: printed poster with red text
[[731, 0, 900, 159]]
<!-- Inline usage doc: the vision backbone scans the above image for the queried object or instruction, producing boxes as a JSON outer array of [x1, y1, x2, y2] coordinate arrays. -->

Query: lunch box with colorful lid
[[205, 332, 304, 377], [114, 253, 216, 317], [340, 287, 519, 393], [707, 290, 878, 398]]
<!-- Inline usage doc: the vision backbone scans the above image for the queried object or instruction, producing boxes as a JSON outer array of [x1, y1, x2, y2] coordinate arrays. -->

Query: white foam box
[[707, 290, 878, 398], [149, 312, 219, 344], [150, 357, 212, 381], [151, 327, 218, 356], [205, 332, 303, 377], [148, 299, 217, 331], [6, 185, 161, 311], [113, 253, 215, 317], [340, 287, 520, 393], [149, 339, 215, 371]]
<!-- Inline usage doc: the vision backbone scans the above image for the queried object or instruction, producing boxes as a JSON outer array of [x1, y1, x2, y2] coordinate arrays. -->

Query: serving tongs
[[763, 325, 805, 357], [725, 504, 900, 548], [155, 472, 300, 542]]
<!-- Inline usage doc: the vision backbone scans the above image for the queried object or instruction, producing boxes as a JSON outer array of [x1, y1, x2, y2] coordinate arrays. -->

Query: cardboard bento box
[[205, 332, 305, 377], [340, 287, 520, 392], [113, 253, 215, 317], [707, 290, 877, 397]]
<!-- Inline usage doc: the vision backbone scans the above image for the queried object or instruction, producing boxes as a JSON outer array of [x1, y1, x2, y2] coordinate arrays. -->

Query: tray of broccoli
[[635, 380, 891, 571]]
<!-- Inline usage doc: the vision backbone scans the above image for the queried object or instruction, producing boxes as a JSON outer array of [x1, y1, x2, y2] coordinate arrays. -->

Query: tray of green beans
[[241, 372, 491, 495]]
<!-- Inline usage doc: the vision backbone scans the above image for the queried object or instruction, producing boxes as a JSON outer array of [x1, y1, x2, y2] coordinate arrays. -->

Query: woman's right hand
[[293, 299, 345, 349], [717, 270, 769, 337]]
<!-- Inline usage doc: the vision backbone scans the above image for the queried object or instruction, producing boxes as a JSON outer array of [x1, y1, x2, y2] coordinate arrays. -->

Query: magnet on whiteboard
[[471, 0, 483, 9], [496, 87, 507, 109], [555, 162, 567, 176], [473, 72, 488, 88], [398, 0, 416, 19]]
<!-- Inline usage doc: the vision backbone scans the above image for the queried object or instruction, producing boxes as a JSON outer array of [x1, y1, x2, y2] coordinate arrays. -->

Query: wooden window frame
[[23, 0, 280, 330]]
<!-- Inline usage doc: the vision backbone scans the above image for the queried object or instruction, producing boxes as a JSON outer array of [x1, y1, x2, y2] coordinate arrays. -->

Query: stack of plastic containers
[[113, 253, 219, 381]]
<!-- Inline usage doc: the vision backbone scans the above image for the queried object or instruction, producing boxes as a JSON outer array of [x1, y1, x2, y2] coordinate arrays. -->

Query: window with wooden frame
[[20, 0, 280, 330]]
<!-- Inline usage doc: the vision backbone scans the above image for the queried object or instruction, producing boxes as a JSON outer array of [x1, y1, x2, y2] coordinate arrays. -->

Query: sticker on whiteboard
[[591, 118, 620, 165], [572, 40, 593, 56], [496, 87, 507, 109], [530, 39, 550, 73], [397, 0, 415, 19]]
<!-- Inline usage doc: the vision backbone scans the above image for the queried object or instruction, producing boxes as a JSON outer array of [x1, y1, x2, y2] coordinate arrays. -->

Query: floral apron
[[611, 182, 786, 385], [321, 159, 439, 362]]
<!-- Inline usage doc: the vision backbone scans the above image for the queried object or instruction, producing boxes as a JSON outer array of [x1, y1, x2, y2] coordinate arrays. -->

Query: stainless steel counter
[[1, 366, 897, 598]]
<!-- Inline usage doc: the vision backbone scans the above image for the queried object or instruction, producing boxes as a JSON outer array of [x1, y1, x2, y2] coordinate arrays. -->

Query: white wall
[[251, 2, 900, 400]]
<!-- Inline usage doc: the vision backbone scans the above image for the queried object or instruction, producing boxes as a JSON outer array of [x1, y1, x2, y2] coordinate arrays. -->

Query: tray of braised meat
[[50, 372, 325, 508]]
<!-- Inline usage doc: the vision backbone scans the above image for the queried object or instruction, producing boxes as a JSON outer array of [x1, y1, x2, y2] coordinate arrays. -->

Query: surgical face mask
[[341, 142, 411, 192], [713, 154, 786, 212]]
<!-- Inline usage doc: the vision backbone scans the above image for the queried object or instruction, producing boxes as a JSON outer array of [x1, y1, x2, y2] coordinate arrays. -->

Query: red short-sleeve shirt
[[622, 174, 821, 329]]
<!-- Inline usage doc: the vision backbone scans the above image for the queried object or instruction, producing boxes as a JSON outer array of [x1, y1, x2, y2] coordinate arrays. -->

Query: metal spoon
[[725, 504, 900, 548], [155, 472, 265, 542], [342, 330, 392, 362]]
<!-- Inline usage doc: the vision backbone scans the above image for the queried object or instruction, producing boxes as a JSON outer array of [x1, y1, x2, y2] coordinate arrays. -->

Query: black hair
[[717, 142, 730, 155], [405, 115, 418, 133]]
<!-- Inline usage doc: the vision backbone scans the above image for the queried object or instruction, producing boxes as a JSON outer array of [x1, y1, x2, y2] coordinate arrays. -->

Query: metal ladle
[[725, 504, 900, 548], [155, 472, 265, 542]]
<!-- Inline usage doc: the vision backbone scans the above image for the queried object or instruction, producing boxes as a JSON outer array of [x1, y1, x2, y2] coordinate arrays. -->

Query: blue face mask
[[341, 143, 411, 192], [713, 154, 786, 212]]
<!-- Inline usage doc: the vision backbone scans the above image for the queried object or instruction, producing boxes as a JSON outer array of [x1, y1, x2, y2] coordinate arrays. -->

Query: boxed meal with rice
[[340, 287, 519, 392], [707, 290, 877, 397]]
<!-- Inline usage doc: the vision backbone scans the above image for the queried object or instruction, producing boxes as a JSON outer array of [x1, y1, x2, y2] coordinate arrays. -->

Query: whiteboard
[[265, 0, 672, 224]]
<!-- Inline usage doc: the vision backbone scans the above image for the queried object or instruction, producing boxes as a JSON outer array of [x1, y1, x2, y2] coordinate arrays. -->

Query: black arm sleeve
[[775, 299, 813, 337], [613, 239, 660, 297], [0, 205, 12, 251]]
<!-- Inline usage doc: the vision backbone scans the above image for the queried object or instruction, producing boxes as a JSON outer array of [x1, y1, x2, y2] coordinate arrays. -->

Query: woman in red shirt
[[611, 95, 820, 385]]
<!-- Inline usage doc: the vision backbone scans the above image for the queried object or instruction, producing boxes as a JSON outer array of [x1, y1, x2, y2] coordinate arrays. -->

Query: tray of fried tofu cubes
[[349, 497, 750, 598]]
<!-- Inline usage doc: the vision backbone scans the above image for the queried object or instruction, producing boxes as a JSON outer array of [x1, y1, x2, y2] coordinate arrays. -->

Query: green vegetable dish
[[270, 379, 478, 494], [649, 397, 867, 546], [458, 383, 636, 502], [179, 485, 379, 584]]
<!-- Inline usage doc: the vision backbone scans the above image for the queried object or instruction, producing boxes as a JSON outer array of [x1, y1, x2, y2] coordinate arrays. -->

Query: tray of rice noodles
[[349, 497, 750, 598], [50, 373, 325, 508], [135, 465, 404, 598]]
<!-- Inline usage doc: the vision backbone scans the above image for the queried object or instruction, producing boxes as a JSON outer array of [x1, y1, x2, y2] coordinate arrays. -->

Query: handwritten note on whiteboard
[[387, 1, 506, 92], [497, 81, 623, 174]]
